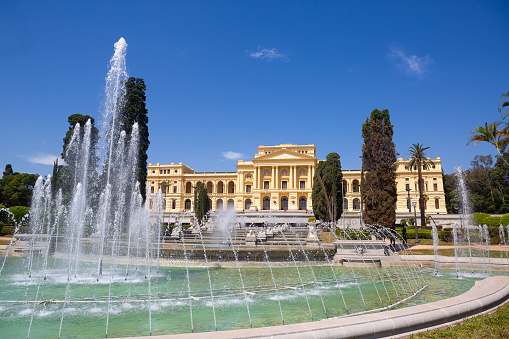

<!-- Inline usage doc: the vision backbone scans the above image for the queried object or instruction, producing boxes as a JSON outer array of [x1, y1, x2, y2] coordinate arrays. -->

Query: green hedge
[[336, 229, 371, 240], [483, 216, 502, 227], [471, 212, 490, 226], [399, 228, 433, 239], [501, 213, 509, 227]]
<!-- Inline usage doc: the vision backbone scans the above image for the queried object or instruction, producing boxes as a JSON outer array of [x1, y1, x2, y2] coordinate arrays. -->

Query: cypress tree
[[120, 77, 150, 203], [195, 183, 211, 224], [312, 153, 343, 222], [361, 109, 397, 227]]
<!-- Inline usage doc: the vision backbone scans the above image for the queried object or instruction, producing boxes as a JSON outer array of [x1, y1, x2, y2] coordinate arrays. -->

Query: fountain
[[0, 38, 505, 338]]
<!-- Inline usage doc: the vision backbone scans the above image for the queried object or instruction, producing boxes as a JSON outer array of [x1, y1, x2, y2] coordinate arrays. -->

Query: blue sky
[[1, 1, 508, 176]]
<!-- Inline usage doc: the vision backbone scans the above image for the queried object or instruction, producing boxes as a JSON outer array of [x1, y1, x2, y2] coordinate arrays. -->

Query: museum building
[[147, 144, 447, 215]]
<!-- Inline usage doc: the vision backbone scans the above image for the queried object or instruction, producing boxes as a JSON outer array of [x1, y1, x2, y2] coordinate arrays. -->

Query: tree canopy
[[0, 164, 38, 207], [120, 77, 150, 202], [312, 152, 343, 222], [361, 109, 397, 227], [406, 143, 434, 227]]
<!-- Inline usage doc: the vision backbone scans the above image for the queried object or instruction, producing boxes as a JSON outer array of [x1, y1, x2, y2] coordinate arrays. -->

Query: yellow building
[[147, 144, 447, 215]]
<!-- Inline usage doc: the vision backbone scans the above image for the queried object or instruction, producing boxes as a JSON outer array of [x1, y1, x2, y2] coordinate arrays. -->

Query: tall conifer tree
[[120, 77, 150, 202], [361, 109, 397, 227]]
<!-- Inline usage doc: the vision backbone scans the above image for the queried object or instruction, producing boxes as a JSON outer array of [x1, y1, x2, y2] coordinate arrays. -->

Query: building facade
[[147, 144, 447, 215]]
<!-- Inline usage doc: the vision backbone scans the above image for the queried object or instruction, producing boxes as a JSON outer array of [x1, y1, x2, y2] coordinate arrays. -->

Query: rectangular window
[[164, 170, 166, 174], [282, 181, 287, 189], [173, 186, 177, 193], [246, 185, 251, 193], [172, 200, 176, 209], [434, 183, 438, 191], [300, 181, 305, 189], [426, 183, 428, 191], [160, 170, 162, 174], [405, 184, 410, 190], [264, 181, 269, 189]]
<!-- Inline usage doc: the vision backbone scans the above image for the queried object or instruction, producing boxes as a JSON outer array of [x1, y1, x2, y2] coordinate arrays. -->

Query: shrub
[[408, 217, 415, 226], [0, 204, 8, 223], [440, 228, 453, 242], [471, 213, 490, 226], [8, 206, 30, 224], [500, 213, 509, 227], [400, 219, 407, 227], [405, 228, 433, 240], [482, 216, 501, 227], [308, 217, 316, 222]]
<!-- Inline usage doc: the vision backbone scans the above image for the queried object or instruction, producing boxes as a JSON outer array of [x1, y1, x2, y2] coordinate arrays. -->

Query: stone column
[[290, 165, 294, 189], [253, 167, 258, 190]]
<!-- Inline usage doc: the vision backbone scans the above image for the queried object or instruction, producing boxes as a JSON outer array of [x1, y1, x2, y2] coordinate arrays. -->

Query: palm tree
[[500, 90, 509, 119], [406, 143, 435, 231], [467, 122, 509, 167]]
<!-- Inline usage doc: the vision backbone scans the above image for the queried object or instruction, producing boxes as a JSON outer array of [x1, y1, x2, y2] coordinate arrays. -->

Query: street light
[[412, 201, 419, 244], [405, 187, 412, 213]]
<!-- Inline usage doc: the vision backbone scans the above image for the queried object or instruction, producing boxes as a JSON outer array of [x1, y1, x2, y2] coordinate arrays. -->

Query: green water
[[0, 257, 479, 338]]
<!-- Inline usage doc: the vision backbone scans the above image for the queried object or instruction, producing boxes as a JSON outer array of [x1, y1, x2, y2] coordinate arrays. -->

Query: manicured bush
[[500, 213, 509, 227], [400, 219, 407, 227], [405, 228, 433, 240], [408, 217, 415, 226], [440, 228, 453, 242], [471, 212, 490, 226], [0, 204, 8, 223], [337, 229, 370, 240], [308, 217, 316, 222], [482, 216, 501, 227]]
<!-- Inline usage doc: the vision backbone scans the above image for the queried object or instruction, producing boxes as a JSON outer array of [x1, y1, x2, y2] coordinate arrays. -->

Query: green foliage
[[408, 217, 415, 226], [308, 217, 316, 222], [312, 152, 343, 222], [400, 219, 407, 227], [120, 77, 150, 203], [336, 229, 370, 240], [440, 228, 453, 242], [0, 203, 8, 223], [483, 216, 501, 227], [0, 164, 38, 207], [501, 213, 509, 226], [195, 183, 211, 223], [471, 212, 491, 225], [405, 228, 433, 240], [443, 171, 458, 213], [8, 206, 30, 224], [361, 109, 397, 227]]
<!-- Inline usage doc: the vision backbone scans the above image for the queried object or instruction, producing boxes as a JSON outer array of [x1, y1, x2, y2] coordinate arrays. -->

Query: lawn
[[409, 301, 509, 338]]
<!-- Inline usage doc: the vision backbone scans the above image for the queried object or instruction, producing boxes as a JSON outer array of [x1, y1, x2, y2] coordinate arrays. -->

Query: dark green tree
[[195, 183, 211, 224], [361, 109, 397, 227], [406, 144, 435, 227], [1, 171, 37, 207], [442, 171, 458, 214], [120, 77, 150, 202], [312, 153, 343, 222], [60, 114, 100, 204]]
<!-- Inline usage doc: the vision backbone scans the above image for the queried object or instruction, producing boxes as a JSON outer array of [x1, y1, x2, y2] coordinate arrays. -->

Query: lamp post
[[412, 201, 419, 244], [405, 187, 412, 213]]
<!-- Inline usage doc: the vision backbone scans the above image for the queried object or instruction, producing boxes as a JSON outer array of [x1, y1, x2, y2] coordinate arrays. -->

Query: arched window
[[300, 169, 306, 175], [217, 199, 223, 210], [217, 181, 224, 194], [246, 174, 252, 179], [343, 198, 348, 210], [185, 182, 192, 194], [228, 181, 235, 194], [245, 199, 252, 210], [184, 199, 191, 210], [299, 196, 307, 210], [227, 199, 234, 210], [435, 198, 439, 209], [264, 170, 270, 176], [353, 198, 360, 210], [281, 196, 288, 210], [263, 196, 270, 210], [207, 181, 213, 194], [352, 180, 360, 193], [282, 170, 288, 176]]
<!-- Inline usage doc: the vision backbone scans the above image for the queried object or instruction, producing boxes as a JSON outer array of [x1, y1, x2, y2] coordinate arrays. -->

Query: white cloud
[[26, 153, 63, 166], [249, 48, 286, 61], [389, 47, 433, 76], [221, 151, 244, 160]]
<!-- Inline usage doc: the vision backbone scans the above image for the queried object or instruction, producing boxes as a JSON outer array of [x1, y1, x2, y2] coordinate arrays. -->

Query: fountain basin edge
[[127, 276, 509, 339]]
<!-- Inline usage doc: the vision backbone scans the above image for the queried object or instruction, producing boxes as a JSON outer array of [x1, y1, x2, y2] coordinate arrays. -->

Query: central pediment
[[253, 149, 316, 162]]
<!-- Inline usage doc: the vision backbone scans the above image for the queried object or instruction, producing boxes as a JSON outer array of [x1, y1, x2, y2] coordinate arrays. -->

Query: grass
[[409, 301, 509, 338], [406, 238, 449, 246], [404, 248, 509, 259]]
